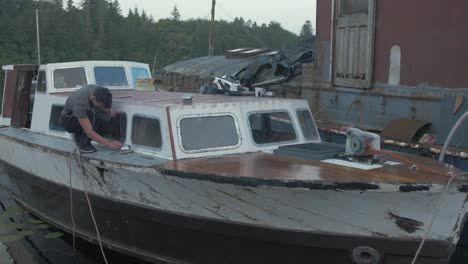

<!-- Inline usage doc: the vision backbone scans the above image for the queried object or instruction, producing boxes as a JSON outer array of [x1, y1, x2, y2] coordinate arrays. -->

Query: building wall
[[315, 0, 468, 88], [315, 0, 333, 84], [374, 0, 468, 88]]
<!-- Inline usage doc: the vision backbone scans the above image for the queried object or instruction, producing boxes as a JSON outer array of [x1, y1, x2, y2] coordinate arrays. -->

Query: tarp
[[162, 45, 315, 89]]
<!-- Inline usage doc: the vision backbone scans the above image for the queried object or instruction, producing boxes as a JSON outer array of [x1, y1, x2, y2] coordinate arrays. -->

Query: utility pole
[[36, 9, 41, 64], [208, 0, 215, 56], [152, 54, 157, 77]]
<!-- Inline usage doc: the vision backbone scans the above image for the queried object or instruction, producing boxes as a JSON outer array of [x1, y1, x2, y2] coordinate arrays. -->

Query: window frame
[[36, 70, 47, 93], [295, 108, 320, 141], [52, 66, 88, 90], [93, 66, 130, 88], [107, 112, 128, 143], [49, 104, 65, 132], [131, 67, 151, 88], [131, 114, 163, 152], [176, 113, 242, 154], [247, 110, 299, 146]]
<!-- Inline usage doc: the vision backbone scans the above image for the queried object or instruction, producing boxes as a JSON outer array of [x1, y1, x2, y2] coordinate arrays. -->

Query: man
[[60, 84, 123, 153]]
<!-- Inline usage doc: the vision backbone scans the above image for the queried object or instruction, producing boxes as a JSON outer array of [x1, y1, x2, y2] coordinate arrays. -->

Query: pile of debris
[[159, 45, 314, 97]]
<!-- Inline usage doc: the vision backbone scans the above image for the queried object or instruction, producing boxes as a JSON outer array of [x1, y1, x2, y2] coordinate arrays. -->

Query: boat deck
[[0, 127, 461, 186], [162, 151, 458, 184], [0, 127, 167, 167]]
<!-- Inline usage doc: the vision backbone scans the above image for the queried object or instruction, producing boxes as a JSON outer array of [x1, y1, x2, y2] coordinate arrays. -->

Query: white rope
[[76, 151, 109, 264], [30, 149, 80, 260], [411, 171, 468, 264], [68, 148, 77, 255]]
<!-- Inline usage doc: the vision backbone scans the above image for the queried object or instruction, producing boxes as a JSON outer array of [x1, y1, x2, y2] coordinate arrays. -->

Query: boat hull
[[0, 128, 467, 263], [0, 159, 460, 264]]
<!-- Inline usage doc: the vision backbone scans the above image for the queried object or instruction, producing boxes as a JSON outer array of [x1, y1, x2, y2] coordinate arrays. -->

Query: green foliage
[[299, 20, 314, 40], [170, 5, 181, 21], [46, 231, 64, 239], [0, 0, 310, 71]]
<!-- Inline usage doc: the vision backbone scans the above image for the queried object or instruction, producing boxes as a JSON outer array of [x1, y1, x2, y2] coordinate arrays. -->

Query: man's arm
[[78, 117, 122, 150]]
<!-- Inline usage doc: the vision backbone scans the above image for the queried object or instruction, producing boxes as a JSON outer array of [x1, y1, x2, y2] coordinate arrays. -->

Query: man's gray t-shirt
[[61, 85, 97, 119]]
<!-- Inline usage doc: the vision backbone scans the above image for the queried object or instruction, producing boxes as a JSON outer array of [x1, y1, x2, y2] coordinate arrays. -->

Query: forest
[[0, 0, 314, 105], [0, 0, 314, 67]]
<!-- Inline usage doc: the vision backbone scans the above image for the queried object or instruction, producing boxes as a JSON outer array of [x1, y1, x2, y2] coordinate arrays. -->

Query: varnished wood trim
[[166, 106, 177, 161]]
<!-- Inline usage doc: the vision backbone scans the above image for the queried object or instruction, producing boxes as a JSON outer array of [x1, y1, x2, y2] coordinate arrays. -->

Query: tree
[[170, 5, 180, 21], [66, 0, 74, 11], [299, 20, 314, 39]]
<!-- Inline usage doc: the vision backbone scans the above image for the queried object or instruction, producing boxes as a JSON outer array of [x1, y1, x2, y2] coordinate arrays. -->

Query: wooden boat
[[0, 61, 467, 263]]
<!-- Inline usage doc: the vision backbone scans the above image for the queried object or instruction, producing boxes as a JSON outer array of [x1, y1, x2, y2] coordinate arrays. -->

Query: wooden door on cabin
[[333, 0, 376, 89]]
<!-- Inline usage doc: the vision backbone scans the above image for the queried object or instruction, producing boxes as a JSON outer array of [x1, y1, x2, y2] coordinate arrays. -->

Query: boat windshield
[[249, 111, 297, 144], [296, 110, 319, 140], [54, 67, 88, 89], [94, 67, 129, 87]]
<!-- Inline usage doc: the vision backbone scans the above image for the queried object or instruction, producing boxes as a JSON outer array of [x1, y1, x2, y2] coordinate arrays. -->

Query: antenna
[[208, 0, 216, 56], [36, 9, 41, 64]]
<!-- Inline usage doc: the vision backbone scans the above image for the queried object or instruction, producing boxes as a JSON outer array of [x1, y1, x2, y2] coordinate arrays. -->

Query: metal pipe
[[438, 111, 468, 162]]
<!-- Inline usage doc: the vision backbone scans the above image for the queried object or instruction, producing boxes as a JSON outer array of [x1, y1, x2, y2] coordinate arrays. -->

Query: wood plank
[[162, 152, 459, 184]]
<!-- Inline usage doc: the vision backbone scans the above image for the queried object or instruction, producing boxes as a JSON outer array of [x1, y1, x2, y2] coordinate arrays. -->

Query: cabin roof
[[53, 89, 295, 107]]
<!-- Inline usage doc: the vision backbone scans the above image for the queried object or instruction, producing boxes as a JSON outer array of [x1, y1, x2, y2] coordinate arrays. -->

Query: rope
[[361, 140, 468, 263], [68, 148, 77, 255], [29, 149, 80, 260], [410, 171, 468, 264], [76, 150, 109, 264]]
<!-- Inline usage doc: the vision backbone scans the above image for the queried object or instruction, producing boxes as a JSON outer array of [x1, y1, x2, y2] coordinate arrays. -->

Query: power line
[[158, 10, 212, 70], [215, 1, 268, 48]]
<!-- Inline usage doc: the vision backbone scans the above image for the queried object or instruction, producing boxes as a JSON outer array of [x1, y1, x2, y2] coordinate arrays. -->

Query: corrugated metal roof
[[162, 56, 254, 78]]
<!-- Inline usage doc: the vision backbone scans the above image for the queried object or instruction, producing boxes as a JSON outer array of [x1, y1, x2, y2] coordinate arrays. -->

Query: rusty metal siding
[[373, 0, 468, 88], [316, 0, 468, 89], [2, 70, 17, 118], [315, 0, 333, 83], [317, 0, 332, 42]]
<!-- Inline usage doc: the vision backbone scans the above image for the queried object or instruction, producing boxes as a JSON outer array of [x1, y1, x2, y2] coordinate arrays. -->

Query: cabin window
[[49, 105, 65, 132], [107, 112, 127, 142], [179, 115, 240, 151], [94, 67, 128, 87], [53, 67, 87, 89], [249, 111, 297, 144], [131, 67, 150, 87], [131, 116, 162, 149], [296, 110, 319, 140], [36, 71, 46, 93]]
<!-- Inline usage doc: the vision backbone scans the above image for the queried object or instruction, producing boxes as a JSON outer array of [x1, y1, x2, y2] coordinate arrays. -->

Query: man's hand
[[107, 140, 123, 150]]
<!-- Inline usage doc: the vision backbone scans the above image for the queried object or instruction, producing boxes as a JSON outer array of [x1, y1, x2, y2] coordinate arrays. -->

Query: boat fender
[[351, 246, 380, 264]]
